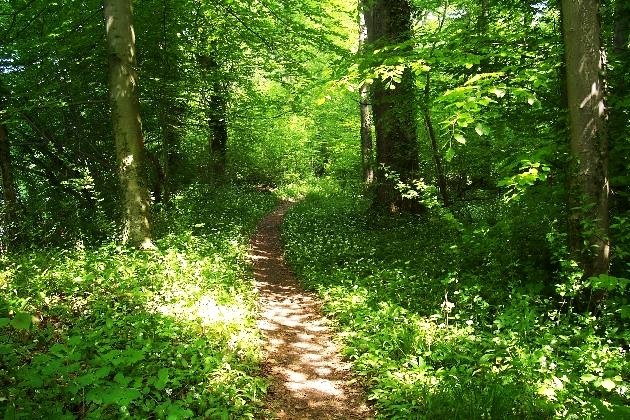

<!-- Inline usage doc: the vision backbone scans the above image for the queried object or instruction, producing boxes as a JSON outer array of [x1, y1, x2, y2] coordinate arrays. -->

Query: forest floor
[[249, 201, 374, 419]]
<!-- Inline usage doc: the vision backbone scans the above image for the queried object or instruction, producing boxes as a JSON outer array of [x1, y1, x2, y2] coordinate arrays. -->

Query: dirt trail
[[249, 201, 374, 419]]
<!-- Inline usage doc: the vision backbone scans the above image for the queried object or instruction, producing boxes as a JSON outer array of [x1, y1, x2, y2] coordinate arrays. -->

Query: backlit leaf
[[599, 378, 616, 391]]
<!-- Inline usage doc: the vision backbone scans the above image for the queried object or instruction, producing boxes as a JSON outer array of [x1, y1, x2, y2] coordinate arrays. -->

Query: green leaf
[[11, 313, 32, 330], [77, 373, 96, 387], [490, 88, 506, 98], [95, 367, 111, 379], [599, 378, 616, 391], [445, 148, 455, 162], [156, 367, 170, 390], [102, 385, 141, 406], [86, 388, 103, 404], [115, 372, 132, 387], [454, 133, 466, 144]]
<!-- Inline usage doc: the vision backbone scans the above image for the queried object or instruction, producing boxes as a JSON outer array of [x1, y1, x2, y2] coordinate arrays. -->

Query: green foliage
[[0, 186, 275, 419], [282, 182, 629, 419], [498, 161, 551, 202]]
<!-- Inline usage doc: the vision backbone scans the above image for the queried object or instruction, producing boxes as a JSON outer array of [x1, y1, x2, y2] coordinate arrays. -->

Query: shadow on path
[[249, 201, 373, 419]]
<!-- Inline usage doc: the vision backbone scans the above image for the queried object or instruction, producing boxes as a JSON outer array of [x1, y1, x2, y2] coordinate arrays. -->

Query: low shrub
[[282, 182, 630, 419], [0, 185, 276, 419]]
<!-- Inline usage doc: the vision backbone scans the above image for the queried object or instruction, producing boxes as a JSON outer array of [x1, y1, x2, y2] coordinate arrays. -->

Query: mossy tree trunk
[[104, 0, 154, 249], [364, 0, 419, 213]]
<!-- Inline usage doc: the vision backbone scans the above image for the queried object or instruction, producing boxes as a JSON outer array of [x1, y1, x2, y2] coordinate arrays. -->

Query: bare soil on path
[[249, 201, 374, 419]]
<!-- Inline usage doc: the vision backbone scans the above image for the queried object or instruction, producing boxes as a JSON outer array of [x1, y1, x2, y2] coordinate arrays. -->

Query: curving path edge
[[249, 201, 374, 419]]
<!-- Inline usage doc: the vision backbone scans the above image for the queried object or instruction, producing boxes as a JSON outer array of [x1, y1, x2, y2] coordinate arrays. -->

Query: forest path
[[249, 201, 374, 419]]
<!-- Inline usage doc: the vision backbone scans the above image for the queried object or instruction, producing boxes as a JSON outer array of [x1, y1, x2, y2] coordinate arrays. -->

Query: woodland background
[[0, 0, 628, 418]]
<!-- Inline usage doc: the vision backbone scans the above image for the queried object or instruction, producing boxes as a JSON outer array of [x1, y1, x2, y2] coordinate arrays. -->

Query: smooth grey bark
[[358, 8, 374, 185], [561, 0, 609, 310], [104, 0, 154, 249]]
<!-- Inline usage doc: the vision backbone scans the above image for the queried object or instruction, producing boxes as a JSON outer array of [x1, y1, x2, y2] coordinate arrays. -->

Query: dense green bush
[[282, 180, 630, 419]]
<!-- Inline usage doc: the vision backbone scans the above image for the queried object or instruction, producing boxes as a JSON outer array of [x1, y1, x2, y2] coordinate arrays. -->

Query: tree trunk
[[104, 0, 154, 249], [358, 8, 374, 185], [198, 55, 229, 178], [364, 0, 419, 212], [360, 82, 374, 185], [561, 0, 609, 311], [608, 0, 630, 214], [158, 0, 173, 206], [613, 0, 629, 56], [208, 83, 228, 177], [0, 124, 18, 247], [422, 73, 449, 206]]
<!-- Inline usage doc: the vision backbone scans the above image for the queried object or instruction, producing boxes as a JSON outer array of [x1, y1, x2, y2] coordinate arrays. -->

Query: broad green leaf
[[77, 373, 96, 387], [599, 378, 616, 391], [445, 148, 455, 162], [490, 88, 506, 98], [95, 367, 111, 379], [454, 134, 466, 144], [156, 367, 170, 390], [115, 372, 132, 387], [11, 313, 32, 330]]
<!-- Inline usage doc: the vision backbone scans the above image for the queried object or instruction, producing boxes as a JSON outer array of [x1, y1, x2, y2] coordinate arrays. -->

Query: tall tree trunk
[[613, 0, 629, 56], [358, 7, 374, 185], [0, 123, 18, 247], [158, 0, 173, 206], [199, 55, 228, 178], [609, 0, 630, 214], [104, 0, 154, 249], [422, 73, 449, 206], [360, 82, 374, 185], [364, 0, 419, 212], [561, 0, 609, 311], [208, 82, 228, 177]]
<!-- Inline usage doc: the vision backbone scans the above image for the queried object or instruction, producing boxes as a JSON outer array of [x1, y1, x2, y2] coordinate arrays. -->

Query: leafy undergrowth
[[282, 181, 630, 419], [0, 185, 276, 419]]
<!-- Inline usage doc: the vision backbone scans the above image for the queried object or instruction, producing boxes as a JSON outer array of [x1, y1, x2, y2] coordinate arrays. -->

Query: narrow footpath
[[249, 201, 374, 419]]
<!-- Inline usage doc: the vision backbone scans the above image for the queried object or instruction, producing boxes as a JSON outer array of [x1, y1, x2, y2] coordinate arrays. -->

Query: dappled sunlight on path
[[249, 202, 373, 419]]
